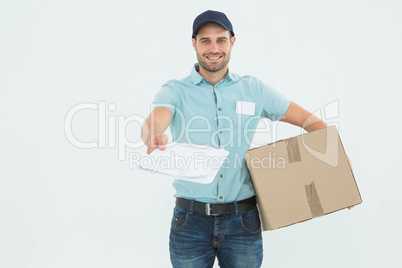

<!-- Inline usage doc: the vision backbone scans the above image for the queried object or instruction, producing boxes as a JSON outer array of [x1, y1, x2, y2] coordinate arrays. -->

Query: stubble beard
[[196, 51, 231, 73]]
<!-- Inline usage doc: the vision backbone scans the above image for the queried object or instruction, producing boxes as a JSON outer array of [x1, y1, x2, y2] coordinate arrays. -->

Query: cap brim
[[192, 19, 234, 38]]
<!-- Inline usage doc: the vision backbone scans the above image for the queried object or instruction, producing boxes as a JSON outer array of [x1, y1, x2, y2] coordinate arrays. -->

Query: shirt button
[[215, 86, 217, 88], [219, 196, 223, 200], [218, 108, 221, 111], [219, 130, 222, 134], [220, 174, 223, 178]]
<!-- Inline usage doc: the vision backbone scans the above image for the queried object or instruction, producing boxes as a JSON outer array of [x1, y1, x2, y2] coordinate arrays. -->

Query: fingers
[[156, 134, 168, 151], [146, 133, 168, 154], [347, 156, 353, 170]]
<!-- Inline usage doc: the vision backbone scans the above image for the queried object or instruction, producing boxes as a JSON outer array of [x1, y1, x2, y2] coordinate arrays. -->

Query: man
[[141, 10, 327, 268]]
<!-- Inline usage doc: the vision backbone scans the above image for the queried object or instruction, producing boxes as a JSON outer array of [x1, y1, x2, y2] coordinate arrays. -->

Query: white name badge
[[235, 101, 255, 116]]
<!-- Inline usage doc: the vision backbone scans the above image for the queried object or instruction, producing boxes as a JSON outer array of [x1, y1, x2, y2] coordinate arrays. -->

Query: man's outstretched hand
[[146, 132, 168, 155]]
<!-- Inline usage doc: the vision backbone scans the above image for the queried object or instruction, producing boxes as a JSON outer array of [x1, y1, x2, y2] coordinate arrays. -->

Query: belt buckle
[[205, 203, 219, 216]]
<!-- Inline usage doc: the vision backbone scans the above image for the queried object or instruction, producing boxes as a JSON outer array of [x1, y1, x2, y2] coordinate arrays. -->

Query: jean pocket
[[240, 207, 261, 233], [171, 205, 189, 231]]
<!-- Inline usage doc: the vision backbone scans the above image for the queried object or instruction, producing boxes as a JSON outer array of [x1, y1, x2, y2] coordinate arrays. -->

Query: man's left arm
[[280, 101, 355, 209], [279, 101, 327, 132]]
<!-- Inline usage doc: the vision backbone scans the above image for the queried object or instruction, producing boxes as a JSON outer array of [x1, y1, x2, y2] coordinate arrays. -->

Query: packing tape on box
[[286, 138, 324, 217], [286, 137, 301, 163], [305, 181, 324, 217]]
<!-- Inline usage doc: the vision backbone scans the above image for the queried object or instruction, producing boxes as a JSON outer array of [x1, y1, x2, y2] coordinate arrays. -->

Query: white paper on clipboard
[[139, 142, 229, 184]]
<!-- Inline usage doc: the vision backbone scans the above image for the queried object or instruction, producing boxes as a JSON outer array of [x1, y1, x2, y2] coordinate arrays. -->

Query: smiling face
[[192, 23, 236, 74]]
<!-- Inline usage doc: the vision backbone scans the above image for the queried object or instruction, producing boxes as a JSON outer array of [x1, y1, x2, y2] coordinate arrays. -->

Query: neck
[[198, 65, 228, 84]]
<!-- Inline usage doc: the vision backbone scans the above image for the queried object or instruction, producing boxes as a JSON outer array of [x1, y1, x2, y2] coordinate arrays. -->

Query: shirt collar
[[190, 63, 236, 85]]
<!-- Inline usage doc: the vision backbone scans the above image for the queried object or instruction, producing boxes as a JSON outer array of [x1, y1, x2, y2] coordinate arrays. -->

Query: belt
[[176, 196, 256, 216]]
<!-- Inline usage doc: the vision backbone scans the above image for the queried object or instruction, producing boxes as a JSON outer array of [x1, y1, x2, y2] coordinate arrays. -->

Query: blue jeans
[[169, 202, 263, 268]]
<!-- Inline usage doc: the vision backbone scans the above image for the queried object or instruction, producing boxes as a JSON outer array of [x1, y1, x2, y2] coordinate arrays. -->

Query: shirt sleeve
[[260, 80, 291, 121], [151, 80, 178, 115]]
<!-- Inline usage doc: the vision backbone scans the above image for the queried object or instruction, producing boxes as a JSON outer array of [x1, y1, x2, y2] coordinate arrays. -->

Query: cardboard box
[[245, 126, 362, 231]]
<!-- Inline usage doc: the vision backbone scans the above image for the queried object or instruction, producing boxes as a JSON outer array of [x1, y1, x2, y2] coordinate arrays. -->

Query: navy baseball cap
[[192, 10, 235, 38]]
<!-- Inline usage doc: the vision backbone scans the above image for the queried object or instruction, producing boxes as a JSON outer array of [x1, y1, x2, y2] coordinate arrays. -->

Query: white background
[[1, 0, 401, 267]]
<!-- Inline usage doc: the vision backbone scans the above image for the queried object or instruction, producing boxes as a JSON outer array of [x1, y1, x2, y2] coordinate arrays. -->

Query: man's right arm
[[141, 107, 173, 155]]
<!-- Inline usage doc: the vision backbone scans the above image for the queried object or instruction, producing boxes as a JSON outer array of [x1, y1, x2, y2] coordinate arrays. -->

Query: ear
[[230, 36, 236, 47], [192, 38, 196, 51]]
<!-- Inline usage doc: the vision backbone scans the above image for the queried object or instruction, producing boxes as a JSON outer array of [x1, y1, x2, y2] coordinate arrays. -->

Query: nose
[[209, 42, 219, 53]]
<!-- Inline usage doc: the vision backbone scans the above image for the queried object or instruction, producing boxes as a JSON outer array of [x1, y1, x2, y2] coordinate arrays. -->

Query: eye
[[201, 40, 209, 44]]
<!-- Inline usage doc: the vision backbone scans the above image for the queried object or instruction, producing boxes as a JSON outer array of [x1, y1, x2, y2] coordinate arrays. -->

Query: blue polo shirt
[[152, 64, 290, 203]]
